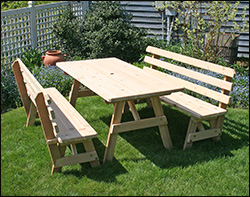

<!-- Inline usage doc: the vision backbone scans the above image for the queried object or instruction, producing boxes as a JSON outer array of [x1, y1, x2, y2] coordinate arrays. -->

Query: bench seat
[[144, 45, 236, 149], [12, 58, 100, 175], [45, 87, 97, 145], [161, 92, 227, 119]]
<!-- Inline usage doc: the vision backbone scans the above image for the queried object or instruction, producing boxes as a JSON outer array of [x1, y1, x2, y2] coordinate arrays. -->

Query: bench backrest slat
[[13, 58, 45, 104], [146, 46, 236, 78], [144, 46, 235, 107], [143, 66, 231, 105], [144, 56, 233, 91], [12, 58, 56, 140]]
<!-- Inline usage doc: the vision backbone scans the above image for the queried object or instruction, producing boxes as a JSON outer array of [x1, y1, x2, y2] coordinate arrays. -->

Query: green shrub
[[32, 65, 73, 96], [53, 1, 147, 63], [21, 47, 43, 72], [1, 51, 74, 114], [1, 60, 22, 113]]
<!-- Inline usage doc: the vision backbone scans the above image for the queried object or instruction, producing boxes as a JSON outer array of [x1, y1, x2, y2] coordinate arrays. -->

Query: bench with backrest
[[143, 46, 235, 150], [12, 58, 100, 175]]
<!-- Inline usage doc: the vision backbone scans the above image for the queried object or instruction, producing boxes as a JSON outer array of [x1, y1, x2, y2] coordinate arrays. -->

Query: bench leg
[[82, 139, 100, 167], [26, 101, 37, 127], [183, 117, 198, 150], [69, 79, 80, 107], [150, 96, 172, 149], [210, 115, 225, 141], [48, 143, 64, 175], [103, 101, 124, 163]]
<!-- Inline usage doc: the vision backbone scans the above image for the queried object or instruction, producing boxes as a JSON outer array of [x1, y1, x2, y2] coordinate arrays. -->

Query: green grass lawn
[[1, 96, 249, 196]]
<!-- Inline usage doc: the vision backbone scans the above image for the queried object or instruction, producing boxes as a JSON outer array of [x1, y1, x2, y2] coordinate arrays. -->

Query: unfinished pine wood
[[45, 87, 98, 145], [55, 151, 98, 168], [82, 139, 100, 167], [103, 101, 124, 163], [161, 92, 227, 119], [111, 116, 167, 134], [144, 56, 233, 91], [146, 45, 236, 78], [69, 79, 80, 107], [26, 101, 37, 127], [56, 57, 183, 161], [145, 46, 235, 150], [127, 101, 140, 120], [143, 66, 231, 105], [183, 117, 198, 150], [12, 58, 100, 175], [12, 60, 36, 120], [56, 58, 184, 103], [150, 96, 173, 149]]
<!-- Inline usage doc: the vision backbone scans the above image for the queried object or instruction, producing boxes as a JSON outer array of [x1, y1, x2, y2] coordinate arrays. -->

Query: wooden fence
[[1, 1, 89, 66]]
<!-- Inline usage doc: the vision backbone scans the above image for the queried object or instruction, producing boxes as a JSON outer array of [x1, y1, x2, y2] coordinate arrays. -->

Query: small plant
[[21, 47, 43, 72]]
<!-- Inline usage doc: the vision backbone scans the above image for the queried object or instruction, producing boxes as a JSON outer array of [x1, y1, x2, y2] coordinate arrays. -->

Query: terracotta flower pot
[[41, 50, 66, 67]]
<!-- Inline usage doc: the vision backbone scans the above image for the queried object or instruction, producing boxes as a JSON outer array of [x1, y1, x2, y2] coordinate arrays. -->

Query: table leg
[[127, 100, 140, 120], [103, 101, 124, 163], [69, 79, 80, 107], [150, 96, 173, 149]]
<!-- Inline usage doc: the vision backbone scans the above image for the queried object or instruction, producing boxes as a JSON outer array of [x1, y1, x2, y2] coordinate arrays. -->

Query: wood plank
[[127, 101, 140, 120], [52, 122, 59, 134], [187, 128, 221, 143], [161, 92, 227, 119], [56, 58, 184, 102], [46, 88, 97, 137], [11, 60, 32, 117], [70, 144, 78, 155], [103, 101, 124, 162], [143, 66, 231, 105], [26, 101, 37, 127], [45, 88, 97, 145], [69, 79, 80, 107], [111, 116, 167, 134], [78, 88, 97, 97], [146, 46, 236, 78], [150, 96, 172, 149], [35, 92, 56, 140], [47, 138, 58, 145], [55, 151, 98, 168], [144, 56, 233, 91], [183, 117, 198, 149], [82, 140, 100, 167]]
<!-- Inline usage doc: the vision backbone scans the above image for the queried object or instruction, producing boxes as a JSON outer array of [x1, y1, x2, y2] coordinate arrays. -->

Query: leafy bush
[[1, 61, 73, 114], [53, 1, 147, 63], [21, 47, 43, 72], [32, 65, 73, 96], [1, 61, 22, 113]]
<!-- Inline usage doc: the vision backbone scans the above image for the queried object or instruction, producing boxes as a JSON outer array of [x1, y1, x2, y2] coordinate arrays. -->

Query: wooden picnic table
[[56, 57, 184, 162]]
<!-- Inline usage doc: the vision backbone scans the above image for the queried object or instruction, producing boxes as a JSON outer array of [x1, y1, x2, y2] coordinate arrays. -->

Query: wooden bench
[[12, 58, 100, 175], [143, 46, 236, 150]]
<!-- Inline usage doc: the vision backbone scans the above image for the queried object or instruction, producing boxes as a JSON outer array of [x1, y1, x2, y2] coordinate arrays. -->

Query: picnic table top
[[56, 57, 184, 102]]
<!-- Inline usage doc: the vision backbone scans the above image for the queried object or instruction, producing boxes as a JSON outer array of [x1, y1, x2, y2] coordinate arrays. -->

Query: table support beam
[[69, 79, 80, 107], [103, 101, 124, 163], [150, 96, 173, 149]]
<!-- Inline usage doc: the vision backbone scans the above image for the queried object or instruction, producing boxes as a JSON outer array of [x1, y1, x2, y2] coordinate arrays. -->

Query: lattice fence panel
[[35, 3, 70, 53], [1, 9, 32, 66], [1, 1, 88, 67]]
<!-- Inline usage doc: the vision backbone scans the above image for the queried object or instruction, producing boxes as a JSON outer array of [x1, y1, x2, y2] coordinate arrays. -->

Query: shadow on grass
[[61, 138, 128, 182], [100, 105, 249, 169]]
